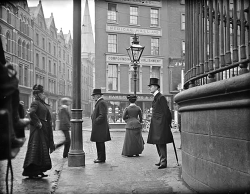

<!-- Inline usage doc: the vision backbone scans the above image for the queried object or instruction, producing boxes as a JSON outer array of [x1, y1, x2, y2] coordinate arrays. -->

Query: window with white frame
[[130, 6, 138, 25], [151, 38, 159, 55], [36, 53, 39, 67], [6, 32, 11, 52], [26, 44, 29, 61], [49, 42, 51, 53], [19, 65, 23, 85], [152, 66, 160, 79], [24, 67, 28, 86], [130, 66, 140, 93], [182, 40, 185, 56], [42, 37, 45, 49], [181, 13, 185, 30], [18, 39, 21, 57], [49, 60, 51, 72], [36, 33, 39, 46], [108, 34, 117, 53], [151, 8, 159, 27], [22, 41, 25, 59], [108, 64, 118, 91], [107, 3, 117, 22], [42, 57, 45, 70]]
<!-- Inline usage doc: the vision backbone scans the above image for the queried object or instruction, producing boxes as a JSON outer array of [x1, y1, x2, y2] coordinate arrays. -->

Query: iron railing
[[184, 0, 250, 89]]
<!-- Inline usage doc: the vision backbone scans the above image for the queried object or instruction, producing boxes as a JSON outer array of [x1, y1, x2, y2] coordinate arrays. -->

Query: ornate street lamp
[[126, 34, 145, 96]]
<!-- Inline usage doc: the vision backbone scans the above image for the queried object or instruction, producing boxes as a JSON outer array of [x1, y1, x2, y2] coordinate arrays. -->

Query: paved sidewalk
[[55, 131, 195, 194]]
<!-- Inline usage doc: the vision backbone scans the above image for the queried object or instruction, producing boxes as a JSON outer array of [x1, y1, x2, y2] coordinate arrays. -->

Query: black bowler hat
[[91, 88, 103, 96], [32, 84, 44, 94], [148, 78, 160, 88]]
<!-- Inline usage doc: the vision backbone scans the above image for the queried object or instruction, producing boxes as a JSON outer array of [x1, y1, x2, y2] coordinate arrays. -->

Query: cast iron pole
[[68, 0, 85, 167]]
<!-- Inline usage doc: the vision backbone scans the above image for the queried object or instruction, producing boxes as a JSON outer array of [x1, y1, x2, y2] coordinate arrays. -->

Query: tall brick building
[[95, 0, 185, 123]]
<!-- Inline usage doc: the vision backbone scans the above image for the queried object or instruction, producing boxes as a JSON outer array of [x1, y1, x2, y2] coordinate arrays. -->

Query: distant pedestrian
[[52, 111, 57, 131], [22, 84, 55, 178], [122, 95, 144, 157], [147, 78, 173, 169], [90, 89, 111, 163], [57, 97, 71, 158]]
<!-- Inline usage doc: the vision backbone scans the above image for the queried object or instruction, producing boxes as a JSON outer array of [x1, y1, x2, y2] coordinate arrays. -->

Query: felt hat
[[91, 88, 103, 96], [148, 78, 160, 88]]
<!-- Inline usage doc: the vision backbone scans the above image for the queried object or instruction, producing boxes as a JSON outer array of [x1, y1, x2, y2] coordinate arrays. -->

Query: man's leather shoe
[[158, 164, 167, 169], [94, 159, 105, 163], [155, 162, 160, 166]]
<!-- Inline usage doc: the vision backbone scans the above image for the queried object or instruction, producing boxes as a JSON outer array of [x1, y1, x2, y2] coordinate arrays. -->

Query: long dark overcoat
[[147, 92, 173, 144], [90, 98, 111, 142]]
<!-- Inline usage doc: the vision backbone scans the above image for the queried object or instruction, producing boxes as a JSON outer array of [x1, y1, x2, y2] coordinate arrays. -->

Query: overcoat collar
[[95, 97, 103, 107], [153, 92, 161, 102]]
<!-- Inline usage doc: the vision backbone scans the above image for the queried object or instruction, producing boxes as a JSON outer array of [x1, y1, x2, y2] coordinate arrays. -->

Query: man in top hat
[[147, 78, 173, 169], [90, 89, 111, 163]]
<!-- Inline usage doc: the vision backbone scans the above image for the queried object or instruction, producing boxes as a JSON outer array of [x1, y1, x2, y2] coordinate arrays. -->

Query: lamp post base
[[68, 152, 85, 167]]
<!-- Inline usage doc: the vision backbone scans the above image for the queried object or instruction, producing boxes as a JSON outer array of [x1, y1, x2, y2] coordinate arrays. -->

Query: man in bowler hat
[[90, 89, 111, 163], [147, 78, 173, 169]]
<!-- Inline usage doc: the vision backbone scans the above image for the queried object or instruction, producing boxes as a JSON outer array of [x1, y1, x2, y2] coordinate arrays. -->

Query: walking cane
[[172, 136, 180, 166]]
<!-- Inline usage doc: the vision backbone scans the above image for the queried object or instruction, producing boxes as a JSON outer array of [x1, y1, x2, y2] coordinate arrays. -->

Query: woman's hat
[[33, 84, 44, 93], [148, 78, 160, 88], [91, 88, 103, 96], [127, 94, 137, 100], [61, 97, 71, 104]]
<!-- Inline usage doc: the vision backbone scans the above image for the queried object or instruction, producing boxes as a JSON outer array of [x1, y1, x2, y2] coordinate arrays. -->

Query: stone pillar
[[68, 0, 85, 167]]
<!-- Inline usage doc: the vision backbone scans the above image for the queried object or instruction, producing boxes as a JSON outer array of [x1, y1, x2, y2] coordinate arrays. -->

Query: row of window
[[108, 34, 160, 55], [108, 3, 160, 27], [35, 33, 71, 62]]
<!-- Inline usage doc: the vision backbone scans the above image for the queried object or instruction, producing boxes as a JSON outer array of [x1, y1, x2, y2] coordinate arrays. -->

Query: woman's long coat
[[122, 105, 142, 129], [90, 98, 111, 142], [147, 92, 173, 144], [23, 98, 54, 171]]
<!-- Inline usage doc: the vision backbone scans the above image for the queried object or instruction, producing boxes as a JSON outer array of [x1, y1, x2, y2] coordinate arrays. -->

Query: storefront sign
[[106, 55, 163, 65], [106, 25, 162, 36], [105, 94, 155, 101]]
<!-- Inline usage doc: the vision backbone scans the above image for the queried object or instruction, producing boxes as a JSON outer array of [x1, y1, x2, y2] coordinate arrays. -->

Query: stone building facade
[[95, 0, 185, 123], [0, 1, 74, 114]]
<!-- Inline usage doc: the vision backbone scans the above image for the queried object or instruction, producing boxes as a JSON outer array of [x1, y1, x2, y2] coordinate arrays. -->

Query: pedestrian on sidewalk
[[147, 78, 173, 169], [22, 84, 55, 178], [57, 97, 71, 158], [90, 89, 111, 163], [122, 95, 144, 157]]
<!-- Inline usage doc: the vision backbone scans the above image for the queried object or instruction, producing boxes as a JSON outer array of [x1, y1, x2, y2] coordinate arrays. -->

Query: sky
[[27, 0, 95, 37]]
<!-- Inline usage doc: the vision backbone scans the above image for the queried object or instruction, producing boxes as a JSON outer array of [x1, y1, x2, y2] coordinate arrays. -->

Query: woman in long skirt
[[22, 84, 55, 178], [122, 95, 144, 157]]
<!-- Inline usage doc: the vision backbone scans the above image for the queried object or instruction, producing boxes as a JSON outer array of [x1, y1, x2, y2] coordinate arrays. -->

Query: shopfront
[[103, 93, 173, 125]]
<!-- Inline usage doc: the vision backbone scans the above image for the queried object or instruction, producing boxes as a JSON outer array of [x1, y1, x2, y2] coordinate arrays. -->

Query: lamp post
[[126, 34, 145, 96]]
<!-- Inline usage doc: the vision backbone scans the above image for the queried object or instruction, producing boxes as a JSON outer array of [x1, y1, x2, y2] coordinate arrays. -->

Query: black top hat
[[32, 84, 44, 94], [91, 88, 103, 96], [148, 78, 160, 88]]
